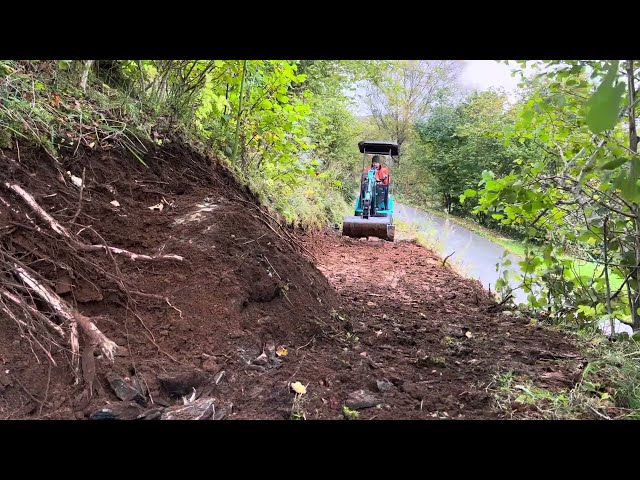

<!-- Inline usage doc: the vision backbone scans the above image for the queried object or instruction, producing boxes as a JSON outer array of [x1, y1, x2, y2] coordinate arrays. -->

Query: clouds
[[461, 61, 518, 90], [348, 60, 535, 116]]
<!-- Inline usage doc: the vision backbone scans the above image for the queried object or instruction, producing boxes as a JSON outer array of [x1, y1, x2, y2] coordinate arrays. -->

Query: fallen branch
[[588, 405, 612, 421], [488, 293, 514, 311], [77, 244, 184, 262], [13, 263, 117, 362], [263, 255, 281, 280], [4, 182, 184, 262], [295, 336, 315, 351], [38, 363, 52, 417], [442, 251, 455, 267]]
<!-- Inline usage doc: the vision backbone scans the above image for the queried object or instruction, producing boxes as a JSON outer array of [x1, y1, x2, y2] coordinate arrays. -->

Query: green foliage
[[580, 335, 640, 414], [472, 60, 639, 331], [365, 60, 461, 146], [491, 331, 640, 418], [0, 60, 152, 161], [342, 405, 360, 420], [586, 61, 625, 134], [0, 59, 371, 230], [414, 89, 534, 224]]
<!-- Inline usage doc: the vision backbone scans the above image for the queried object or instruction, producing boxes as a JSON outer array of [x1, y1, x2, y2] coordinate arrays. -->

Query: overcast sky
[[460, 60, 522, 95], [350, 60, 530, 116]]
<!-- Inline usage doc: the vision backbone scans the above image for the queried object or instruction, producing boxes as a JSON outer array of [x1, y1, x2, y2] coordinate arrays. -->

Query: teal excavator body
[[342, 140, 399, 242]]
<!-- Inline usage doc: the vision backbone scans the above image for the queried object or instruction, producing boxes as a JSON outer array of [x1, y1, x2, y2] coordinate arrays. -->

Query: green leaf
[[621, 174, 640, 203], [586, 61, 624, 134], [481, 170, 495, 182], [495, 278, 507, 291], [464, 189, 477, 198], [601, 157, 628, 170], [578, 232, 595, 242]]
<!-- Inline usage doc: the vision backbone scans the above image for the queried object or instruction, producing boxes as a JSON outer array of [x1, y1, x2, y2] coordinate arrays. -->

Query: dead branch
[[487, 293, 514, 312], [77, 244, 184, 262], [232, 194, 317, 261], [442, 251, 455, 267], [38, 363, 52, 417]]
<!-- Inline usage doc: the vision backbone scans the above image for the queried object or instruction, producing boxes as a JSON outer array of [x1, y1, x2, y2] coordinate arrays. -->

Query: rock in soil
[[345, 390, 382, 410], [252, 352, 269, 366], [376, 379, 395, 392], [0, 372, 12, 394], [106, 372, 146, 404], [161, 398, 215, 420], [137, 408, 164, 420], [416, 355, 447, 368], [90, 402, 145, 420], [158, 370, 206, 397], [213, 402, 233, 420], [115, 347, 130, 357], [202, 357, 221, 373]]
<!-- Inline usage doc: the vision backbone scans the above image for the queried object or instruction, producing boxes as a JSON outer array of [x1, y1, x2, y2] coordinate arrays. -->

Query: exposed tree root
[[0, 180, 184, 385], [4, 182, 184, 262], [12, 263, 117, 361]]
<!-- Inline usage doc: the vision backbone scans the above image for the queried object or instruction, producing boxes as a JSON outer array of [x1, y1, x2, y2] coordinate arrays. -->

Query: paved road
[[394, 203, 633, 335], [394, 203, 526, 303]]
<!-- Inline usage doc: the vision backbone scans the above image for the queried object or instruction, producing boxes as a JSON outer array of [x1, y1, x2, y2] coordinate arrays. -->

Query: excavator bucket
[[342, 215, 395, 241]]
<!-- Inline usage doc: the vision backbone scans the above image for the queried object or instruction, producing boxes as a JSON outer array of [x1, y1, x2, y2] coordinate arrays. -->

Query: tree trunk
[[232, 60, 248, 167], [603, 216, 615, 335], [626, 60, 640, 331], [79, 60, 94, 92], [137, 60, 146, 97]]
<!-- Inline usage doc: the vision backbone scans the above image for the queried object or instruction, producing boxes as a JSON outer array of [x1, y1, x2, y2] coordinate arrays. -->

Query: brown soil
[[0, 143, 582, 419]]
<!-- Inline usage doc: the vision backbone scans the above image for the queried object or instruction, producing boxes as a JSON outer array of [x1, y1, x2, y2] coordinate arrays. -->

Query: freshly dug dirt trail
[[0, 143, 582, 420], [301, 232, 583, 419]]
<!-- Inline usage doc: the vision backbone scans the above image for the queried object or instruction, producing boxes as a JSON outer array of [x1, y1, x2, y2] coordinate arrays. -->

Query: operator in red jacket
[[360, 156, 390, 210], [373, 156, 390, 210]]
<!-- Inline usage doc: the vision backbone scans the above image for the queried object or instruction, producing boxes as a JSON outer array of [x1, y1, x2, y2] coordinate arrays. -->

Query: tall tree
[[363, 60, 462, 146]]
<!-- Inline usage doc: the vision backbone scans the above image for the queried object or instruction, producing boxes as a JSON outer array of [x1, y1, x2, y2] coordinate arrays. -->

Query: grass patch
[[490, 332, 640, 419], [491, 370, 580, 419]]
